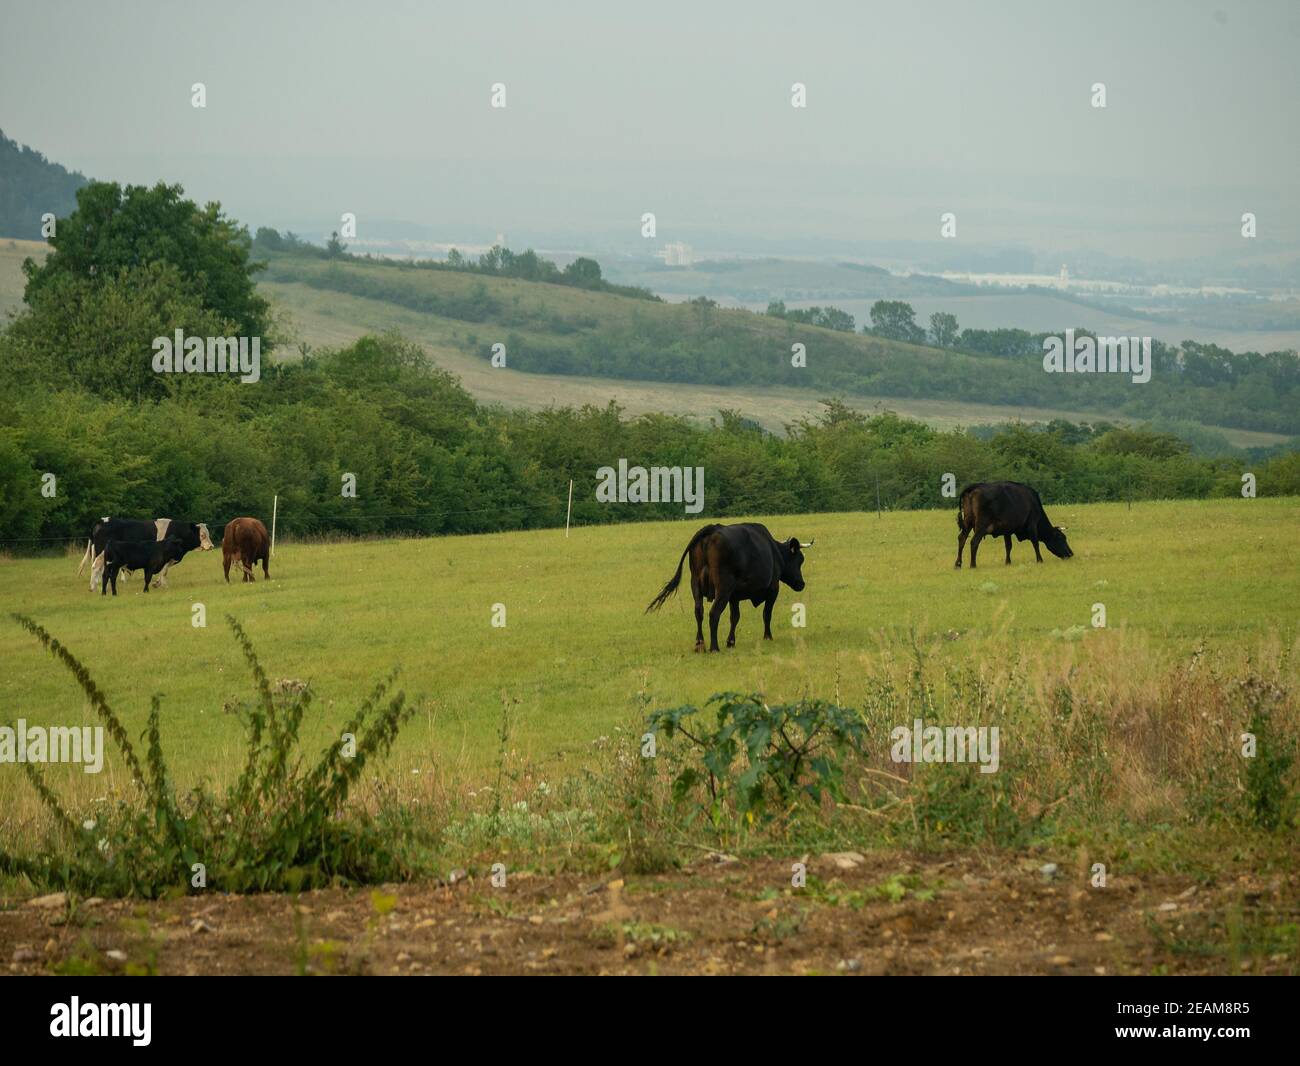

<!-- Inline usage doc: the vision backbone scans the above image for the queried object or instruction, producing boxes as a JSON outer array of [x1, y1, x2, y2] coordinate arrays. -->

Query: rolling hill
[[2, 241, 1293, 448]]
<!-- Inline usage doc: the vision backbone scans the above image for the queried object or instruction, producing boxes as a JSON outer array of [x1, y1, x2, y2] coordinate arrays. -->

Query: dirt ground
[[3, 852, 1295, 976]]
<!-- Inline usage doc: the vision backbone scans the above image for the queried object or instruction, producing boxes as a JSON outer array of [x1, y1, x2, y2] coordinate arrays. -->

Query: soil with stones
[[3, 851, 1294, 976]]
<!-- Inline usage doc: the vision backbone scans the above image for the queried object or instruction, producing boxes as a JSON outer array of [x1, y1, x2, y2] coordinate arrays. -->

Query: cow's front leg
[[969, 531, 984, 569], [725, 597, 741, 648], [762, 593, 777, 639], [955, 528, 969, 569], [1032, 538, 1043, 562], [1004, 535, 1013, 565], [142, 568, 152, 593]]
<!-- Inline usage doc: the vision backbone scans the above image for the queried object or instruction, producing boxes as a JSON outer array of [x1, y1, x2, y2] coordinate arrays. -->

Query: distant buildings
[[660, 241, 694, 267]]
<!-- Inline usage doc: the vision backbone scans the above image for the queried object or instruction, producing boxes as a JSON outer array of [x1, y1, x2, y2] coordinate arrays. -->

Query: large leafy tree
[[928, 311, 959, 348], [3, 261, 235, 401], [867, 300, 925, 344], [22, 180, 271, 338]]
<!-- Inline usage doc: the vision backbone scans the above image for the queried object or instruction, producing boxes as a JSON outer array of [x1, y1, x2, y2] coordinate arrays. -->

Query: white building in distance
[[660, 241, 694, 267]]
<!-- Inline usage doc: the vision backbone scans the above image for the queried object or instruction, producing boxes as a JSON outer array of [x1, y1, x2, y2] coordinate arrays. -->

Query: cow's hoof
[[694, 642, 704, 653]]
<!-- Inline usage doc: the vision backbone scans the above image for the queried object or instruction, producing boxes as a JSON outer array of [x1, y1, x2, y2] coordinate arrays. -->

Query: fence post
[[565, 479, 574, 538], [271, 494, 278, 556]]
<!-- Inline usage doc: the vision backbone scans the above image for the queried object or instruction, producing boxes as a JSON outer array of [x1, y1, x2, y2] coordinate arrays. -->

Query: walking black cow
[[955, 482, 1072, 569], [101, 536, 189, 595], [646, 523, 811, 652]]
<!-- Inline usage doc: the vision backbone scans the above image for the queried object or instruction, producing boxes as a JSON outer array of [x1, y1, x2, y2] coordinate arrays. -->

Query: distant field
[[2, 497, 1296, 825]]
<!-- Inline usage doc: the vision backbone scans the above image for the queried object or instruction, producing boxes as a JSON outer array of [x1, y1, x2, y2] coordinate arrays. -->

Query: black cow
[[101, 536, 189, 595], [646, 523, 811, 652], [78, 518, 213, 591], [955, 482, 1072, 569]]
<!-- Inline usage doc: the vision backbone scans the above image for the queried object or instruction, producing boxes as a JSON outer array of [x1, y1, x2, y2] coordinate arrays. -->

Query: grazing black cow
[[955, 482, 1073, 569], [78, 518, 213, 591], [101, 536, 189, 595], [646, 523, 811, 652]]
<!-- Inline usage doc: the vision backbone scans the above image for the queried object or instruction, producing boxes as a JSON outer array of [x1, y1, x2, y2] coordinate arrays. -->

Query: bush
[[0, 614, 425, 897], [648, 692, 869, 829]]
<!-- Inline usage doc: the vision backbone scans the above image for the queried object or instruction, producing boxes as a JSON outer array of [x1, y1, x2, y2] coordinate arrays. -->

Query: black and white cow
[[78, 517, 213, 591], [101, 536, 189, 596]]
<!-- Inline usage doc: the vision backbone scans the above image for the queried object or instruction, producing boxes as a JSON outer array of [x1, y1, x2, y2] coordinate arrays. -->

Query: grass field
[[2, 497, 1296, 822]]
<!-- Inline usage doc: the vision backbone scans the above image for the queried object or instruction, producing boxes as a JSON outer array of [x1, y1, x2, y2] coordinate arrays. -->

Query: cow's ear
[[786, 537, 800, 552]]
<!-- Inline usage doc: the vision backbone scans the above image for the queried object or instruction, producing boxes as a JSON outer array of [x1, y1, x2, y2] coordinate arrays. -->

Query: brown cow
[[222, 517, 271, 582]]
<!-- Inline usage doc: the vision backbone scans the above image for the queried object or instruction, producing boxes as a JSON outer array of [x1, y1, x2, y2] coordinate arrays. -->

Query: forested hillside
[[0, 130, 88, 240]]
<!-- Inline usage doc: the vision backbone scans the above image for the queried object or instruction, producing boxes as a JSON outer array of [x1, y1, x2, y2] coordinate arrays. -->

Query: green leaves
[[3, 615, 420, 898], [648, 693, 868, 830]]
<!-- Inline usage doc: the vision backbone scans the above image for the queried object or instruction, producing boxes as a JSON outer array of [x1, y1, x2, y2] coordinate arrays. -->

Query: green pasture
[[1, 497, 1296, 819]]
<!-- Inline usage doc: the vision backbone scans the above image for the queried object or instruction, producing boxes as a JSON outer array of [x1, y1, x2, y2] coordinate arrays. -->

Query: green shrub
[[1, 613, 425, 897], [648, 692, 869, 829]]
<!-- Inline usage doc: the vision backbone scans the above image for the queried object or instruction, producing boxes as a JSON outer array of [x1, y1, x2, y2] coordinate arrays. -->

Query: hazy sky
[[3, 0, 1298, 262]]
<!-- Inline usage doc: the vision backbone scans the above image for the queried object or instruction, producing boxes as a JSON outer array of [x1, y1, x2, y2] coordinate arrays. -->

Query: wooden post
[[565, 480, 573, 538], [876, 474, 881, 519], [270, 494, 278, 556]]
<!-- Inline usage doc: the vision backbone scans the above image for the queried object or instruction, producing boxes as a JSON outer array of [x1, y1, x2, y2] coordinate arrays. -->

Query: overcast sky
[[3, 0, 1298, 262]]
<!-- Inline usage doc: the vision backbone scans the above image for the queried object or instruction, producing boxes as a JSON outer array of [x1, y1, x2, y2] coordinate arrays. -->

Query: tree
[[929, 311, 959, 348], [2, 261, 236, 401], [253, 227, 284, 252], [326, 231, 347, 258], [814, 306, 856, 333], [563, 257, 603, 287], [22, 180, 271, 339], [867, 301, 925, 344]]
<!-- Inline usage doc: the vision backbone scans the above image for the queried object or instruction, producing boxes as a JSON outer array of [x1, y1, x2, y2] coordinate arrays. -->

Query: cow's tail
[[645, 524, 719, 613], [956, 485, 978, 533], [77, 537, 93, 575]]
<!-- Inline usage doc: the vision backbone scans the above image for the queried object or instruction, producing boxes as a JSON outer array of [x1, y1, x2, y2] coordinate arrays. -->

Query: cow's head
[[781, 537, 808, 591], [196, 523, 214, 550], [1043, 524, 1073, 559]]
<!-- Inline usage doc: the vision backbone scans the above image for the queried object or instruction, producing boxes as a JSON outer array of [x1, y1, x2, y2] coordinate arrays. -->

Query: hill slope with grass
[[2, 241, 1294, 448], [260, 251, 1300, 440]]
